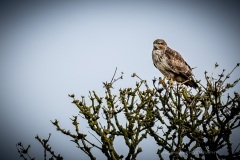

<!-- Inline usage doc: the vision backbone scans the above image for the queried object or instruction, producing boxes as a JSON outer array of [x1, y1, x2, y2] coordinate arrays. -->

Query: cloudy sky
[[0, 1, 240, 159]]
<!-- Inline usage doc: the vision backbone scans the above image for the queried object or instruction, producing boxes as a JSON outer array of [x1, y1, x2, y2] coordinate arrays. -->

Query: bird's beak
[[153, 44, 158, 48]]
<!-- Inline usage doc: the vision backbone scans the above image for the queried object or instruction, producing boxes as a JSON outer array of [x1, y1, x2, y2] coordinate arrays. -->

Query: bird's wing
[[165, 47, 193, 78]]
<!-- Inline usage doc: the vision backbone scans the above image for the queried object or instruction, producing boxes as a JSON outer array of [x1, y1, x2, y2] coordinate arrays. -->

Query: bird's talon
[[158, 77, 166, 84]]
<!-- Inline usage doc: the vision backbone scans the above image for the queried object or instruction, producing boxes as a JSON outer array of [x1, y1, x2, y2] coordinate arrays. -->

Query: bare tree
[[17, 64, 240, 160], [149, 63, 240, 160]]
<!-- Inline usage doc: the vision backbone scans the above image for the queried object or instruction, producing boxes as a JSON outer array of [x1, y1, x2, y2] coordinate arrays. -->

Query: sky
[[0, 1, 240, 160]]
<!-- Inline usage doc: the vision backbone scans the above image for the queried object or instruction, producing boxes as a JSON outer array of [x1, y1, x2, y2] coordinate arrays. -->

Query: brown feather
[[152, 39, 198, 88], [165, 47, 192, 77]]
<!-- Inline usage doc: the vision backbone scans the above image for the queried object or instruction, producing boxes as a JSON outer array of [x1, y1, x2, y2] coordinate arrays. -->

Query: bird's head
[[153, 39, 167, 50]]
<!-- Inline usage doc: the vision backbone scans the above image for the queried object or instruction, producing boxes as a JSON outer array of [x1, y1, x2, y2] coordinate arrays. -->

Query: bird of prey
[[152, 39, 198, 88]]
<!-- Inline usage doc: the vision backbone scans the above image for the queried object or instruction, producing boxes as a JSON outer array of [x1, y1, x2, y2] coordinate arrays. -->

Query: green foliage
[[17, 64, 240, 160]]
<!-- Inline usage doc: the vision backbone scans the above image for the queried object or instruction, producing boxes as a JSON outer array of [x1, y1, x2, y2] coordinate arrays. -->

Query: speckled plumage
[[152, 39, 198, 88]]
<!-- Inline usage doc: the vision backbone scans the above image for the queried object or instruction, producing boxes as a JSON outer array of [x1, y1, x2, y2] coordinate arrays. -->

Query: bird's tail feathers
[[186, 79, 198, 88]]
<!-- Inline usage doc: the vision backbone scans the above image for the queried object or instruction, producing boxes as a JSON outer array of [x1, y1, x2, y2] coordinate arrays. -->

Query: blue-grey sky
[[0, 1, 240, 159]]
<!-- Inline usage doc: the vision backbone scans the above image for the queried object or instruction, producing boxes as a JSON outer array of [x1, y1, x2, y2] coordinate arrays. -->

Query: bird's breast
[[152, 50, 168, 68], [152, 49, 172, 77]]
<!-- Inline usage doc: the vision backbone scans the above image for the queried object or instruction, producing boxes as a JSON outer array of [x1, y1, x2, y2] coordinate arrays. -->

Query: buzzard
[[152, 39, 198, 88]]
